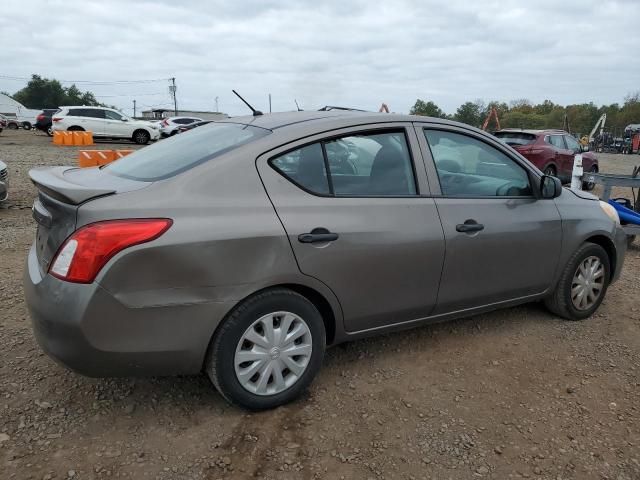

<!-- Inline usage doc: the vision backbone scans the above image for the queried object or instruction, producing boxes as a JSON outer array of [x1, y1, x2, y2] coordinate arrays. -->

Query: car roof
[[219, 110, 467, 131], [496, 128, 568, 136], [59, 106, 115, 110]]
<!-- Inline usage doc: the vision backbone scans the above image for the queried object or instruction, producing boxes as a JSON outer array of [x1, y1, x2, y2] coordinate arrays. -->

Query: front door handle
[[298, 227, 339, 243], [456, 220, 484, 233]]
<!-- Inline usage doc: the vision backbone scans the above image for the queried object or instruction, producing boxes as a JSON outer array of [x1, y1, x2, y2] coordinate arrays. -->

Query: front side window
[[270, 130, 417, 197], [564, 135, 580, 153], [104, 110, 124, 121], [424, 129, 532, 197], [106, 123, 270, 181]]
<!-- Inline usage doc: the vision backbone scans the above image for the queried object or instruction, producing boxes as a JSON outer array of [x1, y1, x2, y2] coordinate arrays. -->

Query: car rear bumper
[[24, 244, 232, 377], [0, 181, 7, 202]]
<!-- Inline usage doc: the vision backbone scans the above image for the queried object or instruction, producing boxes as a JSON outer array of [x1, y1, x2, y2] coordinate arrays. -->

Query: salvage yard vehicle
[[495, 129, 599, 189], [159, 116, 203, 137], [0, 160, 8, 201], [24, 111, 627, 410], [35, 109, 60, 136], [52, 106, 160, 144]]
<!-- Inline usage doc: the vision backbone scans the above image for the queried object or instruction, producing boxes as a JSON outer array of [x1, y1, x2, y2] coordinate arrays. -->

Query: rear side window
[[494, 132, 536, 146], [548, 135, 566, 149], [106, 123, 270, 181], [270, 130, 417, 197]]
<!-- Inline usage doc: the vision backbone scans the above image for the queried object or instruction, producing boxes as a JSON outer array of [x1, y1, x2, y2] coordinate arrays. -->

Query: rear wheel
[[543, 165, 557, 177], [67, 126, 85, 131], [132, 129, 150, 145], [7, 122, 18, 130], [46, 127, 53, 137], [205, 289, 326, 410], [544, 243, 610, 320]]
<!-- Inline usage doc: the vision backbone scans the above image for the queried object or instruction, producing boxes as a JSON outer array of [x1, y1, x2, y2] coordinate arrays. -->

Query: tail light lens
[[37, 114, 45, 121], [161, 119, 169, 126], [49, 219, 172, 283], [52, 117, 62, 122]]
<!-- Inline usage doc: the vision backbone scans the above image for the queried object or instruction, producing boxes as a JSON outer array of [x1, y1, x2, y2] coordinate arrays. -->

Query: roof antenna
[[232, 90, 263, 116], [294, 99, 303, 111]]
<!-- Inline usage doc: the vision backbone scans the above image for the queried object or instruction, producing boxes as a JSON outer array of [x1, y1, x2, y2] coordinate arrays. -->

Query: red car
[[495, 129, 598, 190]]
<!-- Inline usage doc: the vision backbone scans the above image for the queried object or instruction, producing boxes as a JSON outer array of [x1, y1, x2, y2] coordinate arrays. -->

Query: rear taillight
[[52, 117, 62, 122], [161, 119, 169, 126], [37, 114, 45, 121], [49, 219, 172, 283]]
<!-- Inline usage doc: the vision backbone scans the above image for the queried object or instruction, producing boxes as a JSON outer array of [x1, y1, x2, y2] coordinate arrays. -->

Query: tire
[[544, 243, 611, 320], [582, 166, 598, 191], [205, 288, 326, 410], [46, 127, 53, 137], [7, 122, 18, 130], [543, 165, 556, 177], [22, 121, 32, 130], [132, 129, 151, 145], [67, 126, 85, 132]]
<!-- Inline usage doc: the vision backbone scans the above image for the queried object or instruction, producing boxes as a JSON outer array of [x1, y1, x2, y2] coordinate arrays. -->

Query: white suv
[[52, 106, 160, 144], [159, 116, 203, 137]]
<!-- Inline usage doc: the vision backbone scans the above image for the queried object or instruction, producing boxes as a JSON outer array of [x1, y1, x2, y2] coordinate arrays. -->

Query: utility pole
[[169, 77, 178, 116], [215, 96, 219, 112], [268, 94, 272, 113], [133, 99, 136, 118]]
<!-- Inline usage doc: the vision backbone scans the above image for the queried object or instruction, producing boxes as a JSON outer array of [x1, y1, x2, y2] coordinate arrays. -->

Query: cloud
[[0, 0, 637, 116]]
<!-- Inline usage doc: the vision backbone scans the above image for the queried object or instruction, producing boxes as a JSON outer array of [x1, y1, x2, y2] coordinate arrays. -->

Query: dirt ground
[[1, 129, 639, 480]]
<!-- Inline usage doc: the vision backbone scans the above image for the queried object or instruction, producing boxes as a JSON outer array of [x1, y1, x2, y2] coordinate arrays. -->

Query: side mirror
[[540, 175, 562, 199], [121, 117, 128, 121]]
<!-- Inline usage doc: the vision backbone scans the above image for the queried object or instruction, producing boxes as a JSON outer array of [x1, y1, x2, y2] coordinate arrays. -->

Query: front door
[[416, 126, 562, 314], [257, 125, 445, 332], [103, 109, 131, 138]]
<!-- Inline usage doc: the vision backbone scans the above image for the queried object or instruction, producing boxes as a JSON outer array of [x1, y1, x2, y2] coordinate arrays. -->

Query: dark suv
[[495, 129, 598, 189], [35, 109, 60, 136]]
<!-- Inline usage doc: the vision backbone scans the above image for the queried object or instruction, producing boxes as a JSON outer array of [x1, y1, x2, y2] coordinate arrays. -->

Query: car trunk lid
[[29, 166, 149, 274]]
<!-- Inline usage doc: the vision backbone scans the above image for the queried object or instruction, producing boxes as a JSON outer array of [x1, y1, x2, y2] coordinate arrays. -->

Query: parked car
[[0, 160, 8, 201], [24, 112, 627, 410], [495, 129, 599, 189], [159, 116, 203, 137], [35, 109, 60, 136], [0, 114, 22, 130], [175, 120, 212, 134], [0, 114, 6, 133], [52, 106, 160, 144]]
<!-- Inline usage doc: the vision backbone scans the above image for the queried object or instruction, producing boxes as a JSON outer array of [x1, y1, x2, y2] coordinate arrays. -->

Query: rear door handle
[[456, 220, 484, 233], [298, 227, 339, 243]]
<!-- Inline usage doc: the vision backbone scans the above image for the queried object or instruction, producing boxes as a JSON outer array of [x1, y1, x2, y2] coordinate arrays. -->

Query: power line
[[94, 92, 167, 98]]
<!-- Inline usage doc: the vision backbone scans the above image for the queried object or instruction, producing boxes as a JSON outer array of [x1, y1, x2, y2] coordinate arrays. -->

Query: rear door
[[79, 108, 105, 136], [257, 124, 446, 333], [415, 124, 562, 314], [548, 134, 573, 180]]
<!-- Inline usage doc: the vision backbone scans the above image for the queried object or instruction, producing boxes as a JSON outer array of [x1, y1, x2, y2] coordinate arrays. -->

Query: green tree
[[453, 100, 485, 127], [410, 99, 447, 118], [12, 74, 104, 109]]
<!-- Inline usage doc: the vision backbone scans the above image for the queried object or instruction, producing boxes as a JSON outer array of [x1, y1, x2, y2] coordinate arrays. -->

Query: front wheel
[[132, 129, 150, 145], [582, 166, 598, 191], [205, 289, 326, 410], [544, 243, 610, 320], [543, 165, 557, 177]]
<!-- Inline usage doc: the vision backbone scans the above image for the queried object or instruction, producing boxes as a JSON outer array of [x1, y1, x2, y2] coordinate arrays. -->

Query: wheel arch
[[584, 234, 616, 275], [202, 283, 340, 371]]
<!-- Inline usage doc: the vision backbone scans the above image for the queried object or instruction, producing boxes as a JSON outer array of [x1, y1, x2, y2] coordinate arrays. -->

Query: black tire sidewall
[[209, 291, 325, 410], [133, 130, 150, 144], [561, 244, 610, 320]]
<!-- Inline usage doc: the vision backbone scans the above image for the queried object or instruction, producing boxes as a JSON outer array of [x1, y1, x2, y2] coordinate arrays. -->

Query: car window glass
[[271, 143, 330, 194], [565, 135, 580, 152], [104, 110, 123, 120], [424, 129, 532, 197], [106, 123, 270, 181], [324, 131, 416, 196], [549, 135, 565, 149]]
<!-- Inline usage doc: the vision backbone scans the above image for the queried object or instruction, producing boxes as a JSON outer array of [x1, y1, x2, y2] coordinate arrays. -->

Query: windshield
[[494, 132, 536, 147], [105, 122, 270, 181]]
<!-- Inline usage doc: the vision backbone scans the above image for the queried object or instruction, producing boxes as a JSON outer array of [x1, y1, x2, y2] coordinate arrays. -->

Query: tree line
[[410, 95, 640, 137], [3, 74, 104, 110]]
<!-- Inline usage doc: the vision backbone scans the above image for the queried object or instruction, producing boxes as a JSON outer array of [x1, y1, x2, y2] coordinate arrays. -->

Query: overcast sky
[[0, 0, 638, 116]]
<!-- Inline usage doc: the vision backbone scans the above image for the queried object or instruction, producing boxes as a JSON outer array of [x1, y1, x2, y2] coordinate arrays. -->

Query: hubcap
[[571, 256, 604, 310], [234, 311, 312, 396]]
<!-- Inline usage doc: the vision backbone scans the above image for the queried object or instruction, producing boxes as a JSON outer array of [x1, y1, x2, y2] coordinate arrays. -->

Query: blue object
[[608, 198, 640, 225]]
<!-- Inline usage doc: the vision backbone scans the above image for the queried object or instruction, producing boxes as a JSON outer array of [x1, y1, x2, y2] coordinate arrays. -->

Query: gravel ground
[[1, 129, 639, 480]]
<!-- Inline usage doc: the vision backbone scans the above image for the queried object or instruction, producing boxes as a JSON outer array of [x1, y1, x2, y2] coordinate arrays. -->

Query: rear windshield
[[494, 132, 537, 146], [105, 123, 270, 181]]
